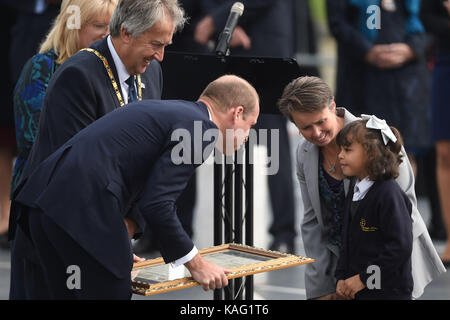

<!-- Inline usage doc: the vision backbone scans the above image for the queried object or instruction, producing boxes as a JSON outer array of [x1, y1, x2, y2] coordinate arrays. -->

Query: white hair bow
[[360, 114, 397, 145]]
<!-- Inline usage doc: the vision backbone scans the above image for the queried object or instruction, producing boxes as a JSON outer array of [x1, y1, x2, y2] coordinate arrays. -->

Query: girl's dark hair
[[336, 120, 404, 180]]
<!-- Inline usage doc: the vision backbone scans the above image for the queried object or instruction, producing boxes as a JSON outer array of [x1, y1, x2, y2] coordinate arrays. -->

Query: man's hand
[[381, 43, 415, 68], [194, 16, 216, 45], [443, 0, 450, 17], [123, 217, 137, 239], [131, 255, 146, 280], [365, 44, 389, 66], [230, 26, 251, 49], [133, 254, 146, 263], [185, 253, 232, 291], [366, 43, 415, 69], [338, 274, 365, 299], [195, 16, 251, 51]]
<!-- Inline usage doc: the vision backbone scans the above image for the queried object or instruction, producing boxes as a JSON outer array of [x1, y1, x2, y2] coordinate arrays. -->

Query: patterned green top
[[11, 49, 60, 192]]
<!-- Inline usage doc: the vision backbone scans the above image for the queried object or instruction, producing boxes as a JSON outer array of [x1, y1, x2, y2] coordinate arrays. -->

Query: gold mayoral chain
[[81, 48, 142, 107]]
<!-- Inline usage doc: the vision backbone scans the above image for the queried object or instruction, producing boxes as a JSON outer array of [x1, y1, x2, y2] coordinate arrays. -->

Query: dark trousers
[[9, 227, 51, 299], [11, 208, 132, 300]]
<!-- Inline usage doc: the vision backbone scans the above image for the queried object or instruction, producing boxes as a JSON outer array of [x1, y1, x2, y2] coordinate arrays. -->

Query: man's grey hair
[[110, 0, 186, 38]]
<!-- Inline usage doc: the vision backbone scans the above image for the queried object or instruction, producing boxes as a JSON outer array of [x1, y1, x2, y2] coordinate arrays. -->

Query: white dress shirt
[[107, 35, 135, 105], [352, 176, 375, 201], [205, 103, 212, 120]]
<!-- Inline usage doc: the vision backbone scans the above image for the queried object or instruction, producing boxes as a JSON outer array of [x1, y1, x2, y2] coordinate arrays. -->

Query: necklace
[[80, 48, 142, 106], [327, 157, 338, 173], [322, 148, 339, 174]]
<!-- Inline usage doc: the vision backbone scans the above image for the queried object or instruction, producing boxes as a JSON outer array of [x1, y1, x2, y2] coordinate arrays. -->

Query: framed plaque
[[131, 243, 314, 296]]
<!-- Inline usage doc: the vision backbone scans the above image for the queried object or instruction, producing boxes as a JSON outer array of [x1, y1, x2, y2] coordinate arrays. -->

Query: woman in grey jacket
[[277, 76, 445, 300]]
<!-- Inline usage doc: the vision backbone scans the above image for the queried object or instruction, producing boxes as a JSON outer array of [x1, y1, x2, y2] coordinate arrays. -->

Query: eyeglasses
[[88, 22, 110, 33]]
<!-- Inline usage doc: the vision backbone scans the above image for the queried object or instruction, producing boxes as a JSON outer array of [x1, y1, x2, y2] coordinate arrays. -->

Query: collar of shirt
[[107, 35, 132, 104], [206, 106, 212, 121], [198, 101, 212, 121], [352, 176, 374, 201]]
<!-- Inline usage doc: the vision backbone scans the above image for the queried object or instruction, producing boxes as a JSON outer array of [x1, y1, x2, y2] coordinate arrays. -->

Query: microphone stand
[[213, 9, 252, 301], [161, 36, 302, 303]]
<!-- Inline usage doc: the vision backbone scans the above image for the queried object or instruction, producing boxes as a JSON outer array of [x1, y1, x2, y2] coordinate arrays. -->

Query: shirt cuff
[[170, 246, 198, 268]]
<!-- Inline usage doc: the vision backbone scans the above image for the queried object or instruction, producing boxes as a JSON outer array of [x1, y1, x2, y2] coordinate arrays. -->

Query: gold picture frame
[[131, 243, 314, 296]]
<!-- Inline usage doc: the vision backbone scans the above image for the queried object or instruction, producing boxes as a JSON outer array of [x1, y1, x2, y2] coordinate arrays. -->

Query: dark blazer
[[14, 100, 217, 278], [335, 179, 414, 299]]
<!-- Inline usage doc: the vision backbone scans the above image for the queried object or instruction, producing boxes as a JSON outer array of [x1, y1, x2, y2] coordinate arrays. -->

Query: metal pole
[[224, 156, 234, 299], [213, 153, 223, 300], [234, 148, 243, 299], [245, 141, 254, 300]]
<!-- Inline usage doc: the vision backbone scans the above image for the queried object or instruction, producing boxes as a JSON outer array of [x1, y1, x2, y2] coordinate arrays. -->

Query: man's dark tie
[[125, 75, 138, 103]]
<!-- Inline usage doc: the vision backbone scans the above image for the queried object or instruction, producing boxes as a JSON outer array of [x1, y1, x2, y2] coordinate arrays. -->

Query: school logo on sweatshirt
[[360, 219, 378, 232]]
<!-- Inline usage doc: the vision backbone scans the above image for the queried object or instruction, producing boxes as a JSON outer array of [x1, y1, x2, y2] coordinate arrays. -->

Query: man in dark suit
[[9, 0, 185, 299], [194, 0, 298, 253], [11, 75, 260, 299], [132, 0, 214, 255]]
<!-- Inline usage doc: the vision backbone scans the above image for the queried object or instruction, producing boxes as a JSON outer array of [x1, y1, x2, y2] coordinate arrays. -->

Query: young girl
[[334, 115, 413, 300]]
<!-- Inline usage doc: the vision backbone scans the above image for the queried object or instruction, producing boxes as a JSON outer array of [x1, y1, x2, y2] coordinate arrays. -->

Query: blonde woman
[[12, 0, 117, 192]]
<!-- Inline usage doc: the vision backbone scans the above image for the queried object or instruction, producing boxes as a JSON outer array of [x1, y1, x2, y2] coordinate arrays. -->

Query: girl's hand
[[336, 280, 351, 300], [341, 274, 365, 299], [312, 292, 338, 300]]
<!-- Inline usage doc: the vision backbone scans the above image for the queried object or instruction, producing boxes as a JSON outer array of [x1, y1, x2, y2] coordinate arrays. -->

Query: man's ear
[[232, 106, 244, 122], [120, 26, 133, 44]]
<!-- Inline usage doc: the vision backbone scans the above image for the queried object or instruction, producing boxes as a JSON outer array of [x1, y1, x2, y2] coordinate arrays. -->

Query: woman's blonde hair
[[39, 0, 118, 64]]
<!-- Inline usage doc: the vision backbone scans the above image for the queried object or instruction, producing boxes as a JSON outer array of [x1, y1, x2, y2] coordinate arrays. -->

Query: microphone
[[215, 2, 244, 56]]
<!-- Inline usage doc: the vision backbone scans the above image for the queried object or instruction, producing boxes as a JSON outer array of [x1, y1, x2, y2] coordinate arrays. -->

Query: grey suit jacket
[[297, 108, 446, 299]]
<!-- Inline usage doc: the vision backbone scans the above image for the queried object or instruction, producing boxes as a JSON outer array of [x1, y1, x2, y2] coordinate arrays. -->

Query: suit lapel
[[303, 142, 324, 228]]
